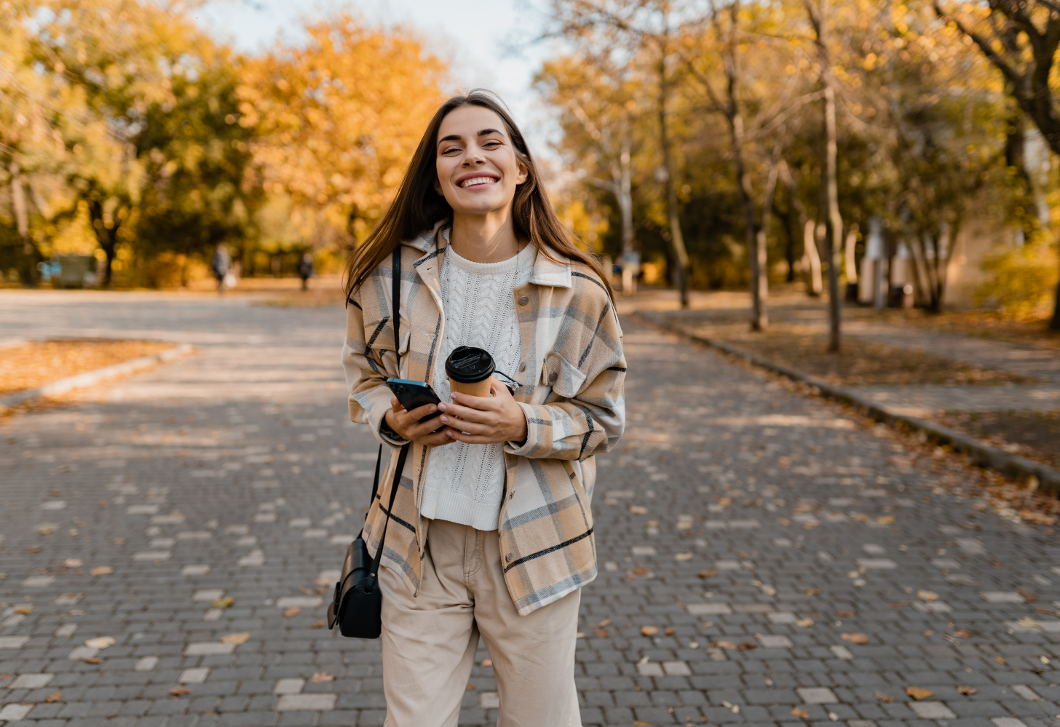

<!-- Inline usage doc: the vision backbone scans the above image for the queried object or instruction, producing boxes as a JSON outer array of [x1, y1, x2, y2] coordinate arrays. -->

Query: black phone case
[[387, 382, 442, 422]]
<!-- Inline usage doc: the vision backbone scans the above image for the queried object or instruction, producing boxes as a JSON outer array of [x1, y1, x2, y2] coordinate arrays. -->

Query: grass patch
[[935, 410, 1060, 471], [684, 323, 1031, 387], [0, 339, 173, 397]]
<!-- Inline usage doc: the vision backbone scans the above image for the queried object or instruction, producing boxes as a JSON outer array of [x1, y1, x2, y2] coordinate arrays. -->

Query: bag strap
[[368, 247, 409, 577]]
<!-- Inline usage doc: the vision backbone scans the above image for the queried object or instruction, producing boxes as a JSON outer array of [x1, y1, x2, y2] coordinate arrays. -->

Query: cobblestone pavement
[[3, 290, 1060, 727]]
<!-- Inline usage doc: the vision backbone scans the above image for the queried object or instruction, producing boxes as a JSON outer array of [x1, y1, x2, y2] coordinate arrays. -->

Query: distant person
[[298, 253, 314, 291], [341, 90, 626, 726], [211, 245, 231, 294]]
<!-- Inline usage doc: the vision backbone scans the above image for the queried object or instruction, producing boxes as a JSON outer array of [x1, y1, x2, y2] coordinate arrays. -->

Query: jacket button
[[519, 362, 526, 372], [548, 372, 558, 384], [518, 295, 529, 306], [505, 552, 514, 562]]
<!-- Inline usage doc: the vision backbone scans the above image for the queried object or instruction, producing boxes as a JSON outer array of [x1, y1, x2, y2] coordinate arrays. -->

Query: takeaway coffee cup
[[445, 346, 495, 398]]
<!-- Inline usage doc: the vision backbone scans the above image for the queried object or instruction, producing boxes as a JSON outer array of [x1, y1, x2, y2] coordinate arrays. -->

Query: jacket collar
[[405, 221, 572, 289]]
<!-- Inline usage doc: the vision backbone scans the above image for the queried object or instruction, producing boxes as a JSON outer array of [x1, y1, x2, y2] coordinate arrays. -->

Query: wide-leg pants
[[379, 519, 582, 727]]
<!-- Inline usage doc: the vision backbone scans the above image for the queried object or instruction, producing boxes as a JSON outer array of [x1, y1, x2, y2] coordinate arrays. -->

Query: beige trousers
[[379, 519, 583, 727]]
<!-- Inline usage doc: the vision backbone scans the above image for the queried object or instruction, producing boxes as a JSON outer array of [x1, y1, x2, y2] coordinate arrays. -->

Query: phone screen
[[386, 379, 442, 422]]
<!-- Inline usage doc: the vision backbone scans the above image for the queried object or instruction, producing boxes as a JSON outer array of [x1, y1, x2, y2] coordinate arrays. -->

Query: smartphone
[[386, 378, 442, 422]]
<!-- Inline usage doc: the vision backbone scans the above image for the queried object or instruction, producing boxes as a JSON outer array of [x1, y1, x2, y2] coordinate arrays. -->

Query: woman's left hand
[[438, 377, 528, 445]]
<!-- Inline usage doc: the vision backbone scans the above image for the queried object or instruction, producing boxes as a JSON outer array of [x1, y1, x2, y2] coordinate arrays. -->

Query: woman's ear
[[516, 160, 529, 186]]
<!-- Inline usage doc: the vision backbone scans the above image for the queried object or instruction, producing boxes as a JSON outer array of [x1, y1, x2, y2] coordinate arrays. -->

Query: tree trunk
[[803, 219, 823, 295], [658, 46, 690, 308], [619, 136, 637, 295], [820, 70, 842, 352], [88, 198, 120, 287]]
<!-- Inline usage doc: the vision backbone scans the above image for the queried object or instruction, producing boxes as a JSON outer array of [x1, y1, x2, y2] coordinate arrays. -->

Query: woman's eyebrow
[[437, 128, 504, 146]]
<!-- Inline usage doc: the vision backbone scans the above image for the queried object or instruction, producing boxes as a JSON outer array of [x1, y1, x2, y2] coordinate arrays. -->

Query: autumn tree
[[238, 15, 447, 250], [934, 0, 1060, 329]]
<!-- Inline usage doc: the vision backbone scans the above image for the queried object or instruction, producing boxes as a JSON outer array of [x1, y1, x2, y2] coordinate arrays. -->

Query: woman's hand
[[438, 377, 528, 445], [384, 398, 454, 447]]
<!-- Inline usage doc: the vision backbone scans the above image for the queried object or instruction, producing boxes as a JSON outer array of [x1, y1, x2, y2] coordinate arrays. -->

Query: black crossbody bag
[[327, 249, 409, 639]]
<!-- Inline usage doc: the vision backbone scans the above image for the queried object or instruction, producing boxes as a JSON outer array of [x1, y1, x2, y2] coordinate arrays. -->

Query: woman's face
[[435, 105, 528, 217]]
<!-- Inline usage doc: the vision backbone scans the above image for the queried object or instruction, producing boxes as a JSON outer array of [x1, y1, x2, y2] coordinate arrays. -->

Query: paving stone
[[909, 701, 957, 719], [274, 694, 337, 711], [797, 687, 838, 704]]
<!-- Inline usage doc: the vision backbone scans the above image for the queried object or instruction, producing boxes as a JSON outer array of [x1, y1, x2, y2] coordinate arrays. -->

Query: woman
[[341, 90, 626, 727]]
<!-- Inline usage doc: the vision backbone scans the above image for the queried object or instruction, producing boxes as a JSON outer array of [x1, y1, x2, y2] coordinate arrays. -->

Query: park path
[[1, 289, 1060, 726]]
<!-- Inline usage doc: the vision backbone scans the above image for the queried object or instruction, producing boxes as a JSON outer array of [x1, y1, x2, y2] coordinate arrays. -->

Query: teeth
[[460, 177, 497, 188]]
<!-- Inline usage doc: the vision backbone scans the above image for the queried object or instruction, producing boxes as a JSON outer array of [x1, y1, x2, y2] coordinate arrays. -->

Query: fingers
[[445, 429, 495, 445], [406, 402, 440, 421], [439, 400, 493, 425]]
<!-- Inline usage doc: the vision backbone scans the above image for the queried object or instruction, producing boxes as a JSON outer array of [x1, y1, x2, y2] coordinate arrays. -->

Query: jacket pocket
[[541, 351, 587, 398]]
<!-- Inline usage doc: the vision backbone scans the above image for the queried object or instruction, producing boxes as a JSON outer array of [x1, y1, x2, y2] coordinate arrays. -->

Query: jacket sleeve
[[341, 283, 408, 448], [505, 283, 626, 461]]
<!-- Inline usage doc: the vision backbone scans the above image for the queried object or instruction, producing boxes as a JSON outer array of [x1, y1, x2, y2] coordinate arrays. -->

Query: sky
[[192, 0, 560, 153]]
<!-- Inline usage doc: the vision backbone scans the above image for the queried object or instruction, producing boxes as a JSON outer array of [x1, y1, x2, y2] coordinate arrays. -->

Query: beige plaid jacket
[[341, 225, 626, 615]]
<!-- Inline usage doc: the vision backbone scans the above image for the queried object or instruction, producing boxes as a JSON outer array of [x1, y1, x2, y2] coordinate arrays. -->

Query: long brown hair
[[343, 89, 613, 299]]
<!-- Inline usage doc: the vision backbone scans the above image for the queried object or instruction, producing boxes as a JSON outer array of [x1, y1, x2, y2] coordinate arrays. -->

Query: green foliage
[[975, 244, 1059, 320]]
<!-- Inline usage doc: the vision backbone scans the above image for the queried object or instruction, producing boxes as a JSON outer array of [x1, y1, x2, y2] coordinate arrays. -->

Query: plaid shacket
[[341, 225, 626, 616]]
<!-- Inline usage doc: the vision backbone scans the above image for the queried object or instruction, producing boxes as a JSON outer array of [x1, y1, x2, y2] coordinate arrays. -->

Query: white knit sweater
[[419, 237, 534, 531]]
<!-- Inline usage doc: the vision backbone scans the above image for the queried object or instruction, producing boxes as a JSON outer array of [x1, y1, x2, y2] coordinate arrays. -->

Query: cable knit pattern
[[419, 235, 535, 531]]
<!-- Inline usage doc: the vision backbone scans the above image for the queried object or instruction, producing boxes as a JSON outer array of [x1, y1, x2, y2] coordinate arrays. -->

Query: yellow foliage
[[975, 244, 1059, 320], [239, 15, 447, 244]]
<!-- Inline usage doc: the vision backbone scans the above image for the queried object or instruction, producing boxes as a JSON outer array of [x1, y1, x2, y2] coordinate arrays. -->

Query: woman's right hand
[[384, 397, 454, 446]]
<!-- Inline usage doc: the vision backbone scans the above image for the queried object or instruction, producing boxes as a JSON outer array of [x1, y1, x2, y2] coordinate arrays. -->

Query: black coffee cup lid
[[445, 346, 495, 384]]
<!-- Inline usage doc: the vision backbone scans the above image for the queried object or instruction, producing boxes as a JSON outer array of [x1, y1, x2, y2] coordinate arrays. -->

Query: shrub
[[974, 243, 1058, 319]]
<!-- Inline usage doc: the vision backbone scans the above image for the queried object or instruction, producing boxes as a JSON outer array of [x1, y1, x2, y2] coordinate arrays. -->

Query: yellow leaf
[[674, 552, 692, 561], [63, 558, 83, 568], [876, 515, 896, 524], [89, 566, 113, 575], [906, 687, 934, 700], [310, 672, 335, 682], [84, 637, 115, 649], [791, 707, 810, 718], [917, 590, 939, 602], [13, 606, 33, 615], [796, 618, 814, 628], [168, 686, 192, 696], [628, 505, 648, 515], [212, 597, 235, 608], [45, 690, 62, 703], [220, 632, 250, 645], [640, 626, 659, 636], [283, 607, 301, 617], [841, 633, 869, 645]]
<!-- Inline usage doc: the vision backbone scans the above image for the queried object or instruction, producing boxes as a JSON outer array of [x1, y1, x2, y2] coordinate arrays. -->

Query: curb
[[635, 311, 1060, 494], [0, 343, 195, 412]]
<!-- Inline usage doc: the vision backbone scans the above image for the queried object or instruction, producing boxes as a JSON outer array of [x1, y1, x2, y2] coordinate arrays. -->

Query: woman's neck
[[449, 210, 523, 263]]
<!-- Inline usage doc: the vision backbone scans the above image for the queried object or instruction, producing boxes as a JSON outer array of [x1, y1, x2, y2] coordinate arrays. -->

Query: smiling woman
[[339, 90, 626, 726]]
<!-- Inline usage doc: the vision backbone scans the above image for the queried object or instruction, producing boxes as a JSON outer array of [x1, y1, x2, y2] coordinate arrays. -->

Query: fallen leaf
[[315, 577, 331, 587], [220, 632, 250, 645], [626, 567, 652, 579], [283, 607, 301, 617], [594, 618, 612, 628], [84, 637, 115, 649], [628, 505, 648, 515], [1016, 589, 1039, 603], [593, 628, 610, 638], [801, 588, 821, 596], [888, 601, 912, 609], [874, 691, 894, 703], [841, 633, 869, 645], [736, 642, 757, 650], [952, 629, 973, 639], [1016, 617, 1039, 629], [957, 686, 977, 695], [713, 640, 739, 650], [664, 628, 675, 636], [634, 722, 652, 726], [641, 626, 659, 636], [466, 682, 474, 690], [996, 656, 1006, 664], [906, 687, 934, 700], [82, 657, 103, 664], [89, 566, 112, 576], [212, 597, 235, 608], [481, 659, 492, 667], [62, 559, 83, 568], [44, 691, 62, 703], [674, 552, 692, 561], [310, 672, 334, 682], [168, 686, 192, 696], [791, 707, 810, 719], [796, 618, 814, 628], [310, 620, 326, 629], [917, 590, 939, 602], [38, 526, 56, 535], [13, 606, 33, 615], [697, 569, 718, 579], [777, 517, 790, 525], [26, 546, 41, 553], [876, 515, 896, 524], [835, 610, 855, 618]]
